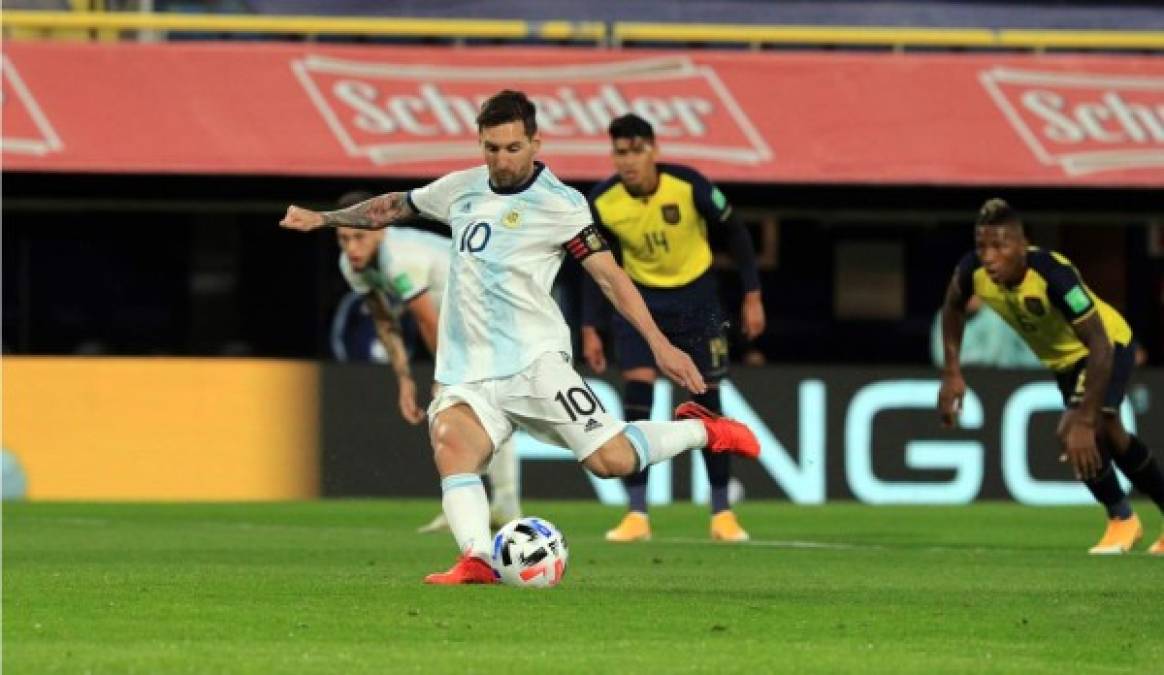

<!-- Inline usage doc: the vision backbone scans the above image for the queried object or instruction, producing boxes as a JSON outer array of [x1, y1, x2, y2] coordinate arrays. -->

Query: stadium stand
[[216, 1, 1164, 31], [4, 2, 1163, 51]]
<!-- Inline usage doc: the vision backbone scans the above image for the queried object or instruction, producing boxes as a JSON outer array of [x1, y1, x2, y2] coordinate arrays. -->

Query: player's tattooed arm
[[365, 293, 411, 380], [365, 292, 426, 425], [279, 193, 414, 232], [937, 272, 969, 428], [321, 193, 414, 230]]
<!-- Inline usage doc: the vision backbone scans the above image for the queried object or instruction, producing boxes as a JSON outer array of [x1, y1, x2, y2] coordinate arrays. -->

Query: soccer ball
[[491, 516, 569, 588]]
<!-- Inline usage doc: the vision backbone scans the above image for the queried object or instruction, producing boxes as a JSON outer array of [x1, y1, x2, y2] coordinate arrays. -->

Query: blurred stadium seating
[[5, 1, 1164, 50]]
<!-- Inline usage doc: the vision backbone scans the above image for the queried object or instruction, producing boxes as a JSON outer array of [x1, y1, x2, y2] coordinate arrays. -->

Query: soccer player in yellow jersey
[[583, 114, 766, 543], [939, 199, 1164, 555]]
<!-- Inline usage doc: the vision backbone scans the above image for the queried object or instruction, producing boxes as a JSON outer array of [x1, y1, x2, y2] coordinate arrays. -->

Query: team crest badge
[[504, 210, 521, 228], [585, 231, 603, 251], [661, 204, 681, 224], [1023, 297, 1046, 316]]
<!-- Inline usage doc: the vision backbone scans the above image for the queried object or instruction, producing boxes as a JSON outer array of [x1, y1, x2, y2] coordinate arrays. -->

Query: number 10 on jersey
[[460, 222, 492, 253]]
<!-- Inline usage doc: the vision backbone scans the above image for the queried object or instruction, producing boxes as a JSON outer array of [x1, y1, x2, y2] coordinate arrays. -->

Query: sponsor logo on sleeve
[[1064, 285, 1093, 314], [392, 273, 414, 296], [711, 187, 728, 210]]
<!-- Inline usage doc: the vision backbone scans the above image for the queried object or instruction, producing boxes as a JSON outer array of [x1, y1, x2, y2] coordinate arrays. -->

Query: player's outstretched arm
[[365, 292, 425, 425], [280, 193, 415, 232], [1059, 313, 1112, 479], [578, 222, 619, 374], [581, 251, 706, 394], [938, 272, 969, 428]]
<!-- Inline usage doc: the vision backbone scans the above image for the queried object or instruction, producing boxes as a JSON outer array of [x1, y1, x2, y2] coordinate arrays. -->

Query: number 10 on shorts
[[554, 386, 606, 422]]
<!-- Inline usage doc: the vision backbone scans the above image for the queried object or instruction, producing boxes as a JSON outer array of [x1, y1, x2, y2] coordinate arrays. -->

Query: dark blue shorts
[[612, 272, 729, 380], [1054, 340, 1137, 413]]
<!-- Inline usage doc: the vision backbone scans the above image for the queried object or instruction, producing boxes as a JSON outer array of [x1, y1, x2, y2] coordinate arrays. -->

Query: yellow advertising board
[[2, 358, 319, 500]]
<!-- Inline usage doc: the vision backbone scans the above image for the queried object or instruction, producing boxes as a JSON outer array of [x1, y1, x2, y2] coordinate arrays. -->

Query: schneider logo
[[980, 66, 1164, 176], [292, 55, 771, 166], [1, 55, 62, 156]]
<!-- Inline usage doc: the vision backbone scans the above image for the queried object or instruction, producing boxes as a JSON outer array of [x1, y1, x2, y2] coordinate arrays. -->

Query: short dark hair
[[476, 90, 537, 137], [608, 113, 655, 142], [976, 198, 1023, 231], [337, 190, 375, 209]]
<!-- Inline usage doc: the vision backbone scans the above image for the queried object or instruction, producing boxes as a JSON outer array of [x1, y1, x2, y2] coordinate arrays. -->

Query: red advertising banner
[[2, 41, 1162, 186]]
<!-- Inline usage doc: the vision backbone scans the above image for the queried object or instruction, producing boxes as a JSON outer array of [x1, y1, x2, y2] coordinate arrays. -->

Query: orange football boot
[[605, 511, 651, 542], [674, 402, 760, 459], [710, 510, 750, 542], [423, 555, 497, 585], [1088, 514, 1142, 555]]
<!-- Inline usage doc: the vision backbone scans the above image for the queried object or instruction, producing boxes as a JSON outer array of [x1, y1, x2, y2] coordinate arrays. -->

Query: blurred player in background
[[283, 90, 760, 584], [938, 198, 1164, 555], [332, 190, 521, 533], [583, 114, 765, 543]]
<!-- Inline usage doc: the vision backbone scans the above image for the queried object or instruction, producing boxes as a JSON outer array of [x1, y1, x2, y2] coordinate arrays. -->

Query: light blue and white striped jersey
[[408, 162, 592, 385], [339, 227, 451, 310]]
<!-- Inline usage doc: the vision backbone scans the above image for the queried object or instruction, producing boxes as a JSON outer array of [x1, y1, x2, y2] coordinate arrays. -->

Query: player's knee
[[584, 439, 638, 479], [429, 417, 455, 453], [429, 415, 485, 471]]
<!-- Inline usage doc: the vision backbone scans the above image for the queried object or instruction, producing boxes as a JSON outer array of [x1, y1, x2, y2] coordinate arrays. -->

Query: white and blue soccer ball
[[491, 516, 569, 588]]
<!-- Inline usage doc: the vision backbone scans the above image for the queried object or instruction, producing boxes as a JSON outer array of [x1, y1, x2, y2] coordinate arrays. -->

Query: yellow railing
[[613, 23, 999, 49], [3, 11, 1162, 52], [996, 29, 1164, 51], [0, 11, 606, 43], [613, 22, 1164, 51]]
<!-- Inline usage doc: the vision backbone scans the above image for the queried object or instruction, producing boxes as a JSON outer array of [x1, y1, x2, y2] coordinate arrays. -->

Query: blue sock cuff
[[624, 424, 650, 471], [441, 473, 483, 494]]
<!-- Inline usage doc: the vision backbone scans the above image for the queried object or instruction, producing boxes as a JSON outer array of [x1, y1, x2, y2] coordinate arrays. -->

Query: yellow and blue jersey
[[954, 247, 1133, 372], [588, 163, 733, 289]]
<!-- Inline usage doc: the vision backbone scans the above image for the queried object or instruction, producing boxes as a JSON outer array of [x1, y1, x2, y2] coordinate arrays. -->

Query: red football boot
[[674, 402, 761, 459], [423, 555, 498, 585]]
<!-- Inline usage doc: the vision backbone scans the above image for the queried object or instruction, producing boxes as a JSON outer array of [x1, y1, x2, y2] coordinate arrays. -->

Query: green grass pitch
[[4, 500, 1162, 674]]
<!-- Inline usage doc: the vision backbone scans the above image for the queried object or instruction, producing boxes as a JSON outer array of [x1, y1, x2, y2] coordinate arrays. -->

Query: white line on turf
[[656, 537, 882, 551]]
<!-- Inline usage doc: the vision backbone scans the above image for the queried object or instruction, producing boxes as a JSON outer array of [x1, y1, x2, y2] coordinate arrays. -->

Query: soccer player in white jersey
[[282, 90, 760, 585], [334, 191, 521, 532]]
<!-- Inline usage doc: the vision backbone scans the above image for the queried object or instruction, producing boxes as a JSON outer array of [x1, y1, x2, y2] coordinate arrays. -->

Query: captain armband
[[563, 224, 610, 263]]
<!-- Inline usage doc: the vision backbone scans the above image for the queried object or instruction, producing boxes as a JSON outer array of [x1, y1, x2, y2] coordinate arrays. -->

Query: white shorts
[[428, 351, 625, 462]]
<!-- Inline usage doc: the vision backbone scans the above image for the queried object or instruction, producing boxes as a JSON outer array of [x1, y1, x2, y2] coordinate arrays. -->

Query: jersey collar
[[1000, 263, 1031, 291], [621, 168, 661, 199], [489, 161, 545, 195]]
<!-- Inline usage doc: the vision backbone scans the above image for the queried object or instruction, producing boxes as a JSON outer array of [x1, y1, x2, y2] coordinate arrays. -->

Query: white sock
[[487, 436, 521, 522], [440, 474, 491, 560], [625, 420, 707, 470]]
